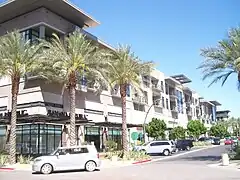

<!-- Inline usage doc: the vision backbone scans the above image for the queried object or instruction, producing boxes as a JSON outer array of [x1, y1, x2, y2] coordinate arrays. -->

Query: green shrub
[[193, 141, 212, 147], [105, 140, 118, 152], [0, 154, 9, 165], [17, 155, 33, 164], [105, 150, 150, 161]]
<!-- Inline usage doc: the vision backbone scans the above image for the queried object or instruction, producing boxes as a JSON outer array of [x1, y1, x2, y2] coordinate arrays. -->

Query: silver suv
[[135, 140, 175, 156], [32, 145, 101, 174]]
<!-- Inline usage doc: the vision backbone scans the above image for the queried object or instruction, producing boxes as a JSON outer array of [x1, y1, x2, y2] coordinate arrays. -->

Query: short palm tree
[[105, 45, 154, 152], [0, 31, 43, 164], [198, 27, 240, 88], [40, 31, 108, 146]]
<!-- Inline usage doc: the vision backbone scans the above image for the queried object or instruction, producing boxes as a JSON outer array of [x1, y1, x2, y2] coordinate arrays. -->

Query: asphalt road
[[1, 145, 239, 180]]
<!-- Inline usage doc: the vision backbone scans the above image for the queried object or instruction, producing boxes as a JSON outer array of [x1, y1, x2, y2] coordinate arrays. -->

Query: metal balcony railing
[[132, 96, 147, 104]]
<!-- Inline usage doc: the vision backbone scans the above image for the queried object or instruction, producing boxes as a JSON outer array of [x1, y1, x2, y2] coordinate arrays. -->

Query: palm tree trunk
[[9, 75, 20, 164], [69, 84, 76, 146], [120, 84, 128, 153]]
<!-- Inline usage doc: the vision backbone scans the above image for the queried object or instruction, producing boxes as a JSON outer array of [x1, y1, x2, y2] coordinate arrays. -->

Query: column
[[39, 25, 45, 39]]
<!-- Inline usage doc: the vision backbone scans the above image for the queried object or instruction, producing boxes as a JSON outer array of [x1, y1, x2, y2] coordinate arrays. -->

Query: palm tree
[[105, 45, 154, 153], [40, 31, 108, 146], [0, 31, 43, 164], [198, 27, 240, 88]]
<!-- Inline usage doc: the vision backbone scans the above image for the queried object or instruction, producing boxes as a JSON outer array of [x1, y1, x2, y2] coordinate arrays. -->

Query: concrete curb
[[132, 159, 151, 164], [0, 167, 15, 171]]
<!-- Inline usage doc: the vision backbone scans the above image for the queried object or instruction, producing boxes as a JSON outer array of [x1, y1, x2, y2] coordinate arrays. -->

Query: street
[[1, 145, 239, 180]]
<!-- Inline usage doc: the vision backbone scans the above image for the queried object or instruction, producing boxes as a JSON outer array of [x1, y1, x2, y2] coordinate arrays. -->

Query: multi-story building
[[0, 0, 224, 155], [216, 110, 230, 122]]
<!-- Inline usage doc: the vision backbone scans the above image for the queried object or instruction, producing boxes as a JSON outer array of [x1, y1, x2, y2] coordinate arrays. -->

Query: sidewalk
[[208, 160, 240, 171]]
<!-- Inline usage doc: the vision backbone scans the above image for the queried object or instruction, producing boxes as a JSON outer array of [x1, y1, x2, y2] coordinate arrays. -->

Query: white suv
[[32, 145, 101, 174], [135, 140, 175, 156]]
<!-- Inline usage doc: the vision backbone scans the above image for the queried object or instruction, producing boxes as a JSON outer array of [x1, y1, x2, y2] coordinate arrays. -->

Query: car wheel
[[163, 149, 170, 156], [85, 161, 96, 172], [186, 146, 191, 151], [41, 163, 53, 175]]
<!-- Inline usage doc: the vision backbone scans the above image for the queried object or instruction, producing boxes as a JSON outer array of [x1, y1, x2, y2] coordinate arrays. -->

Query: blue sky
[[71, 0, 239, 117], [0, 0, 238, 117]]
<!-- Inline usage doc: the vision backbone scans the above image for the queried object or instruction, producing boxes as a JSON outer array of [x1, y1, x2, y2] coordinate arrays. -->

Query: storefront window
[[108, 128, 122, 149], [16, 124, 62, 155], [0, 126, 6, 150]]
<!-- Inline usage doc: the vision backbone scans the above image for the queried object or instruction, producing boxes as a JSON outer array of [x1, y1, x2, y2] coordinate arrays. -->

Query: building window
[[166, 98, 169, 109], [165, 83, 169, 95], [21, 29, 39, 43], [126, 84, 130, 97], [16, 124, 62, 155], [133, 103, 145, 111], [160, 81, 164, 93], [0, 126, 6, 150], [108, 128, 122, 150], [162, 97, 165, 108]]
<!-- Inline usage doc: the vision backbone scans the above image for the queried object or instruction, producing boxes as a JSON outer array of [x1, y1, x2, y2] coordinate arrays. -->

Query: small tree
[[210, 123, 228, 138], [169, 126, 186, 140], [146, 118, 167, 140], [187, 120, 207, 139]]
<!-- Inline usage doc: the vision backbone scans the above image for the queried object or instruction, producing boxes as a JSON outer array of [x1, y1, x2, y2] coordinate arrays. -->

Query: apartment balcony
[[170, 106, 178, 113], [185, 101, 192, 107], [169, 92, 178, 101], [187, 110, 192, 116], [152, 84, 164, 93], [142, 76, 150, 82], [132, 96, 148, 104], [111, 89, 121, 98], [154, 104, 163, 114]]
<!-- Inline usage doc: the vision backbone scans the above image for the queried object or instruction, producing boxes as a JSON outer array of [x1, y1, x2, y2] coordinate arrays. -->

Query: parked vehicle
[[176, 139, 194, 151], [224, 138, 233, 145], [135, 140, 175, 156], [198, 137, 213, 144], [212, 137, 220, 145], [32, 145, 101, 174]]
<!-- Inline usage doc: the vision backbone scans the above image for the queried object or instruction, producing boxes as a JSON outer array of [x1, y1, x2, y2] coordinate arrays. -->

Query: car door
[[69, 147, 89, 169], [147, 142, 163, 154], [53, 149, 74, 171]]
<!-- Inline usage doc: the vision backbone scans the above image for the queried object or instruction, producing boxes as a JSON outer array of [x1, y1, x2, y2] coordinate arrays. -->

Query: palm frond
[[198, 27, 240, 89]]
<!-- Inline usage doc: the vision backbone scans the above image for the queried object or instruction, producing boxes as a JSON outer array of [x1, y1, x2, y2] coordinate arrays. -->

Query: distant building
[[216, 110, 230, 121]]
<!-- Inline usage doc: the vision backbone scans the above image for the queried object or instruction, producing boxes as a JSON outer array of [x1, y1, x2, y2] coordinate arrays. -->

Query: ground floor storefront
[[0, 122, 143, 155]]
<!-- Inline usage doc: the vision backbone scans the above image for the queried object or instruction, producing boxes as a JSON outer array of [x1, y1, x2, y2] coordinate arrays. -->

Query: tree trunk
[[9, 75, 20, 164], [69, 84, 76, 146], [120, 84, 128, 153]]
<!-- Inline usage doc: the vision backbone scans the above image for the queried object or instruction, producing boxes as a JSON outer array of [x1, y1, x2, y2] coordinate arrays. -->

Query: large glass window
[[16, 124, 62, 155], [21, 29, 39, 43], [0, 126, 6, 150]]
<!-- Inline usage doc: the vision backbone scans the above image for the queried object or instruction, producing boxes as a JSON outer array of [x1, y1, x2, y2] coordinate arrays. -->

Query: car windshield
[[142, 142, 151, 146]]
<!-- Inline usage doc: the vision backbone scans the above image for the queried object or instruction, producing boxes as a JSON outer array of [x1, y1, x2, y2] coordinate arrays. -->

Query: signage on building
[[0, 110, 28, 119], [47, 110, 88, 120], [108, 112, 122, 117]]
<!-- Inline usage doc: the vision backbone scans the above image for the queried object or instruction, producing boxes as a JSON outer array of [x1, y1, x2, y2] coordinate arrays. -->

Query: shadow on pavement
[[32, 169, 100, 175], [179, 155, 221, 162]]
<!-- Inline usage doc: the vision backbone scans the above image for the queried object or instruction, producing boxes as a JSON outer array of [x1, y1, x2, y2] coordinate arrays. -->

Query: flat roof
[[80, 29, 115, 51], [0, 0, 100, 28], [165, 77, 181, 85], [183, 86, 193, 94], [171, 74, 192, 84], [201, 101, 215, 106], [210, 100, 221, 106], [216, 110, 230, 114]]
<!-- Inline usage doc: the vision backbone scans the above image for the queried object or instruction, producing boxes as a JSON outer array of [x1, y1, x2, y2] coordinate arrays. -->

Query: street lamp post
[[142, 98, 161, 143]]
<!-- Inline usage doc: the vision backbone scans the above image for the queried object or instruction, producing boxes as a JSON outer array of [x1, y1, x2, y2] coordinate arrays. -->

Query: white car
[[32, 145, 101, 174], [135, 140, 175, 156]]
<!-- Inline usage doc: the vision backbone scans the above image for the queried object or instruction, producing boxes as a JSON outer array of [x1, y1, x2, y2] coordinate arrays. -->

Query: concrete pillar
[[39, 25, 45, 39]]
